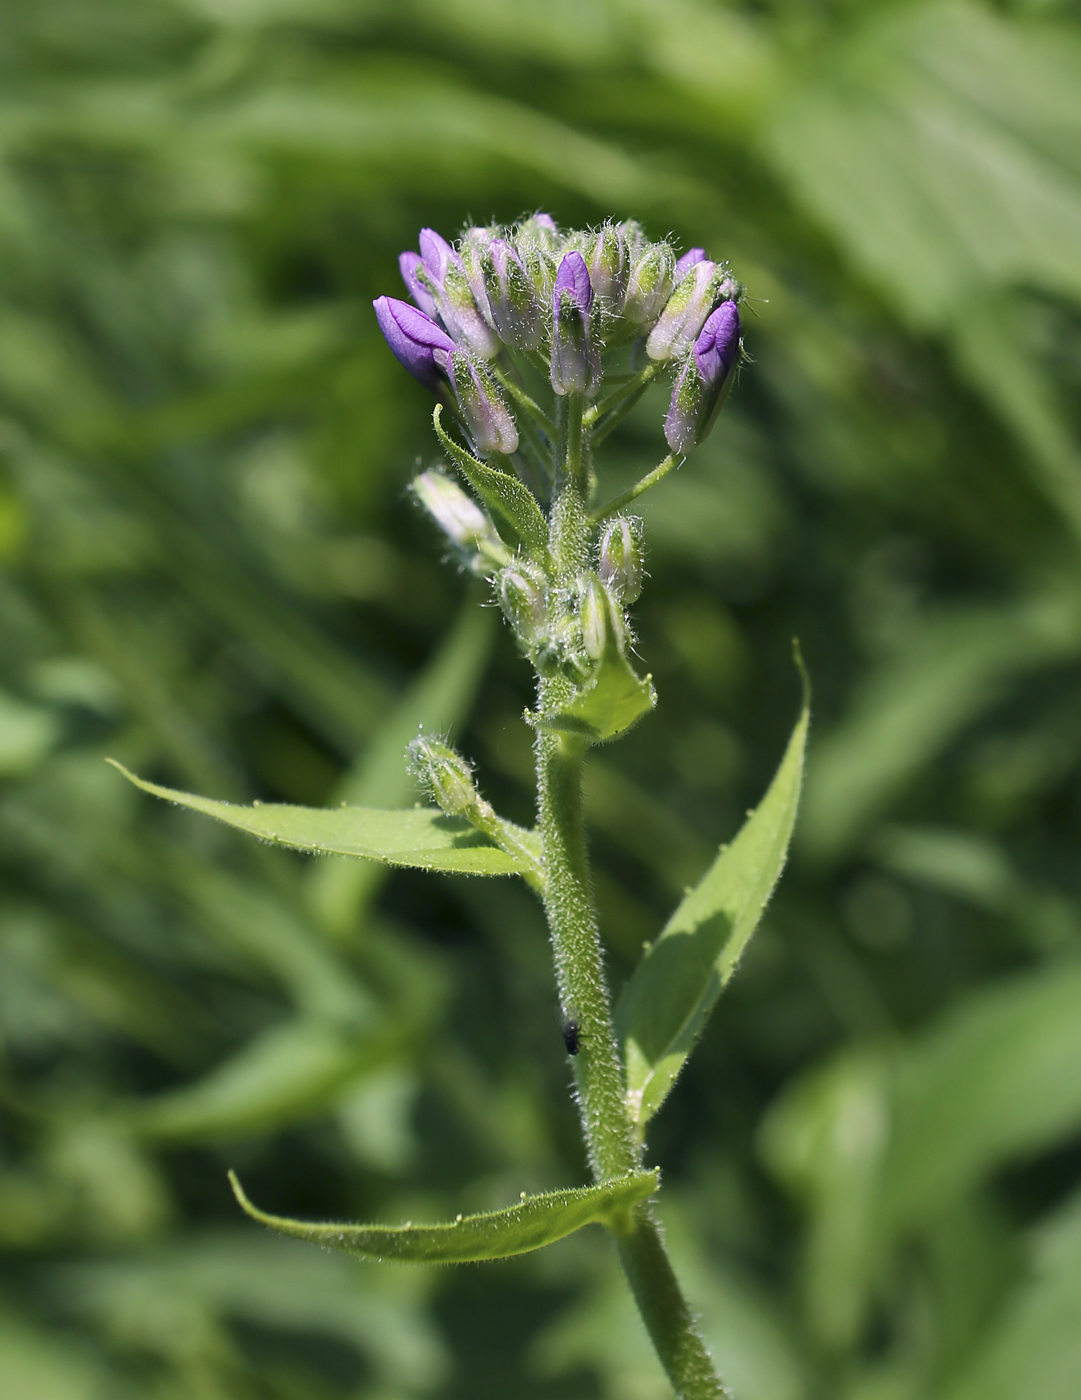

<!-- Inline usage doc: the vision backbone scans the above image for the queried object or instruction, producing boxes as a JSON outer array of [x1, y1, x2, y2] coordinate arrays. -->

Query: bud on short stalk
[[623, 243, 675, 327], [647, 258, 729, 362], [598, 515, 644, 604], [578, 575, 609, 661], [586, 223, 629, 313], [485, 238, 543, 350], [664, 301, 741, 453], [408, 733, 481, 819], [447, 352, 519, 455], [497, 559, 549, 645], [411, 469, 508, 573], [550, 252, 601, 397], [442, 260, 501, 360]]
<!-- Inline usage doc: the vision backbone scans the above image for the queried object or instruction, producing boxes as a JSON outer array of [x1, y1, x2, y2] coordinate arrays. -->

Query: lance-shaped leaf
[[108, 762, 539, 878], [433, 404, 549, 557], [617, 674, 809, 1129], [229, 1168, 659, 1263]]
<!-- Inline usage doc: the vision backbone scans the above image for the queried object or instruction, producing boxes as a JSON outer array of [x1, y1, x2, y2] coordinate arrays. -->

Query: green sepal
[[617, 659, 810, 1129], [229, 1167, 659, 1263], [433, 404, 549, 557], [108, 761, 538, 877]]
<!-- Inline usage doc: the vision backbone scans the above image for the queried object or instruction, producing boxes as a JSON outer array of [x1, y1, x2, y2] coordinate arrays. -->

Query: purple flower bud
[[419, 227, 454, 286], [598, 515, 644, 604], [485, 238, 542, 350], [694, 300, 741, 385], [587, 224, 629, 311], [373, 296, 456, 392], [399, 251, 439, 319], [646, 259, 720, 362], [663, 302, 741, 453], [448, 351, 519, 455], [673, 247, 706, 279], [550, 252, 601, 397], [623, 242, 675, 326], [442, 259, 501, 360], [459, 226, 497, 319]]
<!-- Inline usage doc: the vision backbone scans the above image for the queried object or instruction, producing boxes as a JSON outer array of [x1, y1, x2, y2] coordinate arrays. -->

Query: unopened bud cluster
[[375, 215, 744, 467], [376, 214, 744, 709]]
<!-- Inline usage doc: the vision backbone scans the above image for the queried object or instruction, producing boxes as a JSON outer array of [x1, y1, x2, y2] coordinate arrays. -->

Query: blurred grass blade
[[938, 1187, 1081, 1400], [229, 1167, 659, 1262], [801, 597, 1081, 861], [124, 1019, 412, 1141], [433, 405, 549, 556], [108, 762, 533, 876], [617, 671, 809, 1129], [309, 600, 496, 933]]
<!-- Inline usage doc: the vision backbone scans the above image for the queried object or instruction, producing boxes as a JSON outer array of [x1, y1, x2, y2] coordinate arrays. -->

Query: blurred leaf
[[764, 2, 1081, 329], [230, 1166, 659, 1262], [0, 687, 59, 775], [310, 599, 496, 932], [125, 1018, 412, 1142], [618, 677, 808, 1129], [109, 761, 537, 876], [801, 595, 1081, 861], [937, 1188, 1081, 1400], [0, 1308, 105, 1400]]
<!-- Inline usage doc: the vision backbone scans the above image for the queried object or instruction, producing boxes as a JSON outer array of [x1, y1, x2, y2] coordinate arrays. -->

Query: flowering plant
[[114, 214, 807, 1400]]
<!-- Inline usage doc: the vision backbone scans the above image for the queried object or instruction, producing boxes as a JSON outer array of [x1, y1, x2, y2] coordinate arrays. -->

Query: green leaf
[[538, 600, 657, 745], [229, 1167, 659, 1263], [617, 674, 809, 1128], [107, 761, 534, 877], [433, 404, 549, 557]]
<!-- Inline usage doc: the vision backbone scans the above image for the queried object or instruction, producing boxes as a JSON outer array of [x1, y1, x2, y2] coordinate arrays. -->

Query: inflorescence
[[374, 214, 744, 713]]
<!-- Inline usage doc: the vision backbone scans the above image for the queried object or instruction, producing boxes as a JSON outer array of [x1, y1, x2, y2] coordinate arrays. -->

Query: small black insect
[[562, 1020, 580, 1055]]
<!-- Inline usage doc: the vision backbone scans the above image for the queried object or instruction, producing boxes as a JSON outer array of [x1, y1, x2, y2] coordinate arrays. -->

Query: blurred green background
[[2, 2, 1080, 1397]]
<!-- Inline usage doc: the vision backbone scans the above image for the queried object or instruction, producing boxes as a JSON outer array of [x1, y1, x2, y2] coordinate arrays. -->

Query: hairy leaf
[[617, 678, 809, 1128], [229, 1168, 659, 1263], [108, 762, 536, 876], [433, 404, 549, 556]]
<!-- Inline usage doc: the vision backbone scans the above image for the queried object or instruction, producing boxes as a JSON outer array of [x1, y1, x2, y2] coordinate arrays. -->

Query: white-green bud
[[498, 560, 548, 643], [597, 515, 643, 604], [586, 223, 629, 312], [623, 243, 675, 326], [408, 733, 479, 817], [579, 574, 609, 661], [410, 470, 508, 574]]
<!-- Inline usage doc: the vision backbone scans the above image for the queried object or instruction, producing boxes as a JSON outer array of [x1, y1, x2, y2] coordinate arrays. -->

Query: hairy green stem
[[615, 1208, 731, 1400], [590, 452, 680, 523], [535, 394, 729, 1400]]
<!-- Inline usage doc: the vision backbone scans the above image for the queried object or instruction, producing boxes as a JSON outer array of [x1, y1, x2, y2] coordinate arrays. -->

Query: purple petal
[[554, 251, 593, 314], [694, 301, 740, 384], [399, 251, 438, 318], [418, 227, 454, 284], [674, 247, 706, 280], [373, 296, 455, 389]]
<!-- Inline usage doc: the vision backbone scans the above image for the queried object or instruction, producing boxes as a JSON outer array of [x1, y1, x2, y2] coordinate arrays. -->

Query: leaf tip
[[228, 1169, 262, 1224]]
